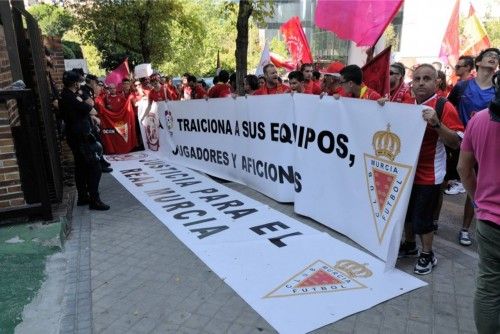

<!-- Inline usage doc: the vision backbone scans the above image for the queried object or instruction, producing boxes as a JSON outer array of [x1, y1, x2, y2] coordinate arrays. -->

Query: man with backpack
[[398, 64, 464, 275], [448, 48, 500, 246]]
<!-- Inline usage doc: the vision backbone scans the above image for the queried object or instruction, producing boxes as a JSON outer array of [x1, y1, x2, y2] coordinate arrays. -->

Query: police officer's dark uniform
[[59, 71, 110, 210], [78, 74, 112, 172]]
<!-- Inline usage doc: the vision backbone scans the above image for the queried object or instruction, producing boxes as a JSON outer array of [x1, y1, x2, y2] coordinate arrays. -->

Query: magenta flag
[[105, 58, 130, 87], [315, 0, 403, 47]]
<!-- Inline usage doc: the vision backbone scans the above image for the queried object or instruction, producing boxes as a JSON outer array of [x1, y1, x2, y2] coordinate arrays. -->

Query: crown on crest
[[334, 260, 373, 278], [372, 124, 401, 161]]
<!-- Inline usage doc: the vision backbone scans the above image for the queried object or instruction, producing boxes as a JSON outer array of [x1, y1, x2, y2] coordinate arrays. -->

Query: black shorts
[[406, 184, 442, 235]]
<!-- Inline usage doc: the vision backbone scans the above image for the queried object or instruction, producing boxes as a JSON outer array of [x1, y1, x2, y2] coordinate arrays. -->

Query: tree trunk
[[235, 0, 253, 96]]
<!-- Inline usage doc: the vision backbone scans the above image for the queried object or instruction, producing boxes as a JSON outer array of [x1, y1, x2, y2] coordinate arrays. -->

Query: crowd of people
[[58, 46, 499, 332]]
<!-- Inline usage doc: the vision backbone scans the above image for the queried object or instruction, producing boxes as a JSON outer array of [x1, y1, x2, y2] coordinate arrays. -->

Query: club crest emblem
[[264, 259, 371, 298], [114, 121, 129, 143], [364, 124, 412, 243], [106, 152, 148, 161]]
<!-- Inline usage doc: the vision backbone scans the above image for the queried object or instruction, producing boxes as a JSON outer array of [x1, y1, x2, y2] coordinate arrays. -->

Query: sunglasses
[[455, 65, 467, 69], [389, 71, 401, 76]]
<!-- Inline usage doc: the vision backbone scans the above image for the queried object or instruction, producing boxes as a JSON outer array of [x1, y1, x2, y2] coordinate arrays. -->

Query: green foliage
[[61, 40, 83, 59], [28, 4, 74, 37], [383, 24, 400, 51], [270, 36, 289, 58], [63, 29, 105, 76], [158, 0, 262, 77], [61, 43, 75, 59], [70, 0, 193, 67], [484, 19, 500, 49]]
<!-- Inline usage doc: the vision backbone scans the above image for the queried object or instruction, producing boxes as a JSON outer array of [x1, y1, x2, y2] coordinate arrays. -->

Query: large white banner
[[108, 152, 426, 334], [137, 95, 427, 266]]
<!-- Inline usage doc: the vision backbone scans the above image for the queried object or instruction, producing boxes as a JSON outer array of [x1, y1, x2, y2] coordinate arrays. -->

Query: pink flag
[[280, 16, 313, 65], [439, 0, 460, 66], [315, 0, 403, 47], [105, 58, 130, 87]]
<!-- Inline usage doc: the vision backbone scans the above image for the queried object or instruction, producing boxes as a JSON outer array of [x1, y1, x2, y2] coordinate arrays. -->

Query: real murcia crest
[[106, 152, 148, 161], [263, 259, 371, 298], [364, 124, 412, 243]]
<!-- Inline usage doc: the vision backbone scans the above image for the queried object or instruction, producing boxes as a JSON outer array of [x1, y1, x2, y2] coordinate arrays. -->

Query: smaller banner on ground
[[108, 152, 425, 334]]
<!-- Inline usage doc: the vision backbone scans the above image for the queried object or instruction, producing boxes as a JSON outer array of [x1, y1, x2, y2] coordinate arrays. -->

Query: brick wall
[[44, 36, 64, 91], [0, 26, 26, 209]]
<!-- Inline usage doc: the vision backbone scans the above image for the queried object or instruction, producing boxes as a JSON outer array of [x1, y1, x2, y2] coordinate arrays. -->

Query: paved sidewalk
[[72, 173, 478, 334]]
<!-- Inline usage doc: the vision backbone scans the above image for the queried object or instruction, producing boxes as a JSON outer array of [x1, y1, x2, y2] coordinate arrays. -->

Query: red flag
[[439, 0, 460, 66], [97, 95, 138, 154], [105, 58, 130, 87], [270, 52, 296, 71], [315, 0, 403, 47], [280, 16, 313, 65], [362, 46, 391, 97], [460, 3, 491, 57]]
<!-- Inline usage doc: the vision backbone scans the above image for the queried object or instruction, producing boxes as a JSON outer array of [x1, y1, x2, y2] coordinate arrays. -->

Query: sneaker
[[398, 241, 419, 258], [444, 181, 462, 195], [455, 182, 466, 193], [414, 252, 437, 275], [459, 229, 472, 246]]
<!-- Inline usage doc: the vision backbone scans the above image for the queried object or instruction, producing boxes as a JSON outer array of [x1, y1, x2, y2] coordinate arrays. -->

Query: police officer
[[59, 70, 110, 210], [78, 72, 112, 173]]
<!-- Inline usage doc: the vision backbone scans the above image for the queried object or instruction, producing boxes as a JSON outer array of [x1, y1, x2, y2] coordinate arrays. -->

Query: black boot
[[77, 194, 90, 206], [100, 157, 111, 167], [101, 166, 113, 173], [89, 198, 110, 211]]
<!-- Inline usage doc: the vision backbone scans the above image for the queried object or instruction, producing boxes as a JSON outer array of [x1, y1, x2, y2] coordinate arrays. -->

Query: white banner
[[108, 152, 425, 334], [137, 95, 427, 266]]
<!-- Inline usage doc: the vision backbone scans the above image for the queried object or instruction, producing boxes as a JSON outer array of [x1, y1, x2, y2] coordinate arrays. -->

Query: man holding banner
[[254, 64, 291, 95], [399, 64, 464, 275], [338, 65, 381, 100]]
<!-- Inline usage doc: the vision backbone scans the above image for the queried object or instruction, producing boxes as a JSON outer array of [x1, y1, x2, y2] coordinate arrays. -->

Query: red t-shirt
[[208, 83, 232, 98], [412, 95, 464, 185], [189, 84, 207, 100], [106, 94, 126, 112], [166, 84, 179, 100], [148, 87, 168, 102], [359, 84, 381, 101], [253, 84, 291, 95], [303, 80, 322, 95]]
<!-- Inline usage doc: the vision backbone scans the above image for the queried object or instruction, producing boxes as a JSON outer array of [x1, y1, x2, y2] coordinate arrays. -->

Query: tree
[[28, 3, 74, 37], [70, 0, 194, 66], [231, 0, 275, 95]]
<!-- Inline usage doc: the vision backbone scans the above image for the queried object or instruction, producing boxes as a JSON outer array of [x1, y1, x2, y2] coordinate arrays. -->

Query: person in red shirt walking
[[398, 64, 464, 275], [338, 65, 381, 100], [253, 64, 291, 95]]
